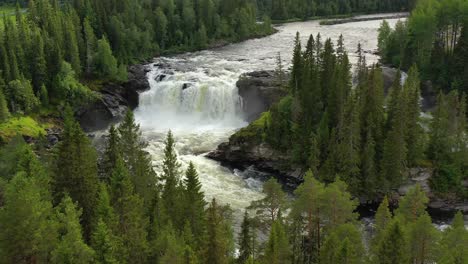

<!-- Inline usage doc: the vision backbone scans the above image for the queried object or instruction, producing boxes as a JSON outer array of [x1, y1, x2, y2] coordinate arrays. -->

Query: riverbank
[[319, 12, 408, 25], [271, 12, 408, 25]]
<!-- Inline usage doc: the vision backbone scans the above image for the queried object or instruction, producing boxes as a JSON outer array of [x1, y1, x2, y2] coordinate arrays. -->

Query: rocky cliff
[[77, 64, 151, 132], [237, 71, 289, 122]]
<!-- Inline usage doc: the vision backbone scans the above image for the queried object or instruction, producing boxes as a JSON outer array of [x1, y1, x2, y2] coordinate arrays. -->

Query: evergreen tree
[[51, 196, 95, 263], [118, 110, 156, 203], [263, 220, 291, 264], [372, 196, 392, 254], [102, 125, 121, 181], [110, 157, 149, 263], [248, 178, 288, 228], [154, 224, 185, 264], [238, 211, 255, 263], [161, 130, 183, 226], [31, 30, 47, 92], [404, 65, 424, 166], [39, 84, 49, 107], [0, 88, 10, 122], [320, 224, 364, 264], [183, 161, 206, 249], [0, 171, 57, 263], [438, 212, 468, 264], [195, 24, 208, 49], [205, 198, 234, 264], [290, 32, 302, 94], [395, 184, 428, 223], [376, 220, 409, 264], [53, 61, 96, 108], [54, 107, 99, 238], [5, 78, 39, 113], [408, 213, 439, 264], [291, 170, 325, 261], [94, 37, 118, 79], [83, 17, 97, 75], [91, 219, 120, 264]]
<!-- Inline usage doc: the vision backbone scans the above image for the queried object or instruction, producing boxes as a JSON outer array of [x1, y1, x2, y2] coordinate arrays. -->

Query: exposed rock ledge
[[237, 71, 289, 122], [77, 64, 151, 132]]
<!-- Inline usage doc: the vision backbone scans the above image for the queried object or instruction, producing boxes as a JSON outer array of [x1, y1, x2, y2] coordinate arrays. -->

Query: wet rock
[[182, 83, 191, 90], [207, 140, 302, 188], [156, 74, 166, 82], [77, 63, 151, 132], [236, 70, 289, 122]]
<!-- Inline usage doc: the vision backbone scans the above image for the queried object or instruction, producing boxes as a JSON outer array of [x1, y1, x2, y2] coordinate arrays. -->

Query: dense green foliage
[[0, 0, 272, 136], [378, 0, 468, 93], [240, 32, 467, 197], [257, 0, 410, 21], [0, 91, 466, 263]]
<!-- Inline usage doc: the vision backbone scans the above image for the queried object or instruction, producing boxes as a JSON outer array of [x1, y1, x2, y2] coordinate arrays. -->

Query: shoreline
[[320, 13, 409, 25]]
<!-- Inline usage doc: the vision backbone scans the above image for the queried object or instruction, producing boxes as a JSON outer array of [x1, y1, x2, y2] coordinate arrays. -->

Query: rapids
[[134, 14, 405, 230]]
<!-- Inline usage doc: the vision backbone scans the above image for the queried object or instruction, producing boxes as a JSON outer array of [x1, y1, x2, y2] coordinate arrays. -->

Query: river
[[133, 14, 406, 231]]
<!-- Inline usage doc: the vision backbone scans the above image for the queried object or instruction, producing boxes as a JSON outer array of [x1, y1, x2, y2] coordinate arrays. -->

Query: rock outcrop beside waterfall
[[77, 64, 151, 132], [237, 71, 289, 122]]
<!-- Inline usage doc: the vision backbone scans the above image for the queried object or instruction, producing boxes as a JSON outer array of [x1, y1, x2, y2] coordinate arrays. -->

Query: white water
[[134, 14, 405, 230]]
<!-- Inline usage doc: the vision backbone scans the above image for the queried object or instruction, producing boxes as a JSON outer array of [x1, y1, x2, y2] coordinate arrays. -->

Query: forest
[[378, 0, 467, 93], [257, 0, 411, 21], [0, 0, 272, 140], [0, 0, 467, 263]]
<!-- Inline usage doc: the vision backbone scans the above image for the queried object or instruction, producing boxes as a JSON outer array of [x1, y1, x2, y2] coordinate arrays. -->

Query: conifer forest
[[0, 0, 467, 263]]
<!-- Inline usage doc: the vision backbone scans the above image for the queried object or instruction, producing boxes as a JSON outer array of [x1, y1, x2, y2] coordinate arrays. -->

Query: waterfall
[[136, 64, 247, 131]]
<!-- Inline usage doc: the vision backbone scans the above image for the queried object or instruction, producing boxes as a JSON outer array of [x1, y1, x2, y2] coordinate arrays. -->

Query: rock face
[[237, 70, 289, 122], [77, 64, 151, 132], [207, 134, 304, 189]]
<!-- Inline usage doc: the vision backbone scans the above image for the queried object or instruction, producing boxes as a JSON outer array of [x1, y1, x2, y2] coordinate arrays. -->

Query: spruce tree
[[83, 17, 97, 75], [0, 171, 57, 263], [0, 88, 10, 122], [91, 219, 120, 264], [39, 84, 49, 107], [51, 196, 95, 263], [205, 198, 234, 264], [161, 130, 183, 226], [183, 161, 206, 248], [403, 65, 424, 166], [438, 212, 468, 264], [31, 30, 47, 92], [376, 220, 409, 264], [94, 37, 118, 79], [118, 110, 156, 203], [110, 157, 149, 263], [238, 211, 254, 263], [102, 125, 121, 181], [373, 196, 392, 243], [290, 32, 302, 94], [54, 107, 99, 238], [263, 220, 291, 264]]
